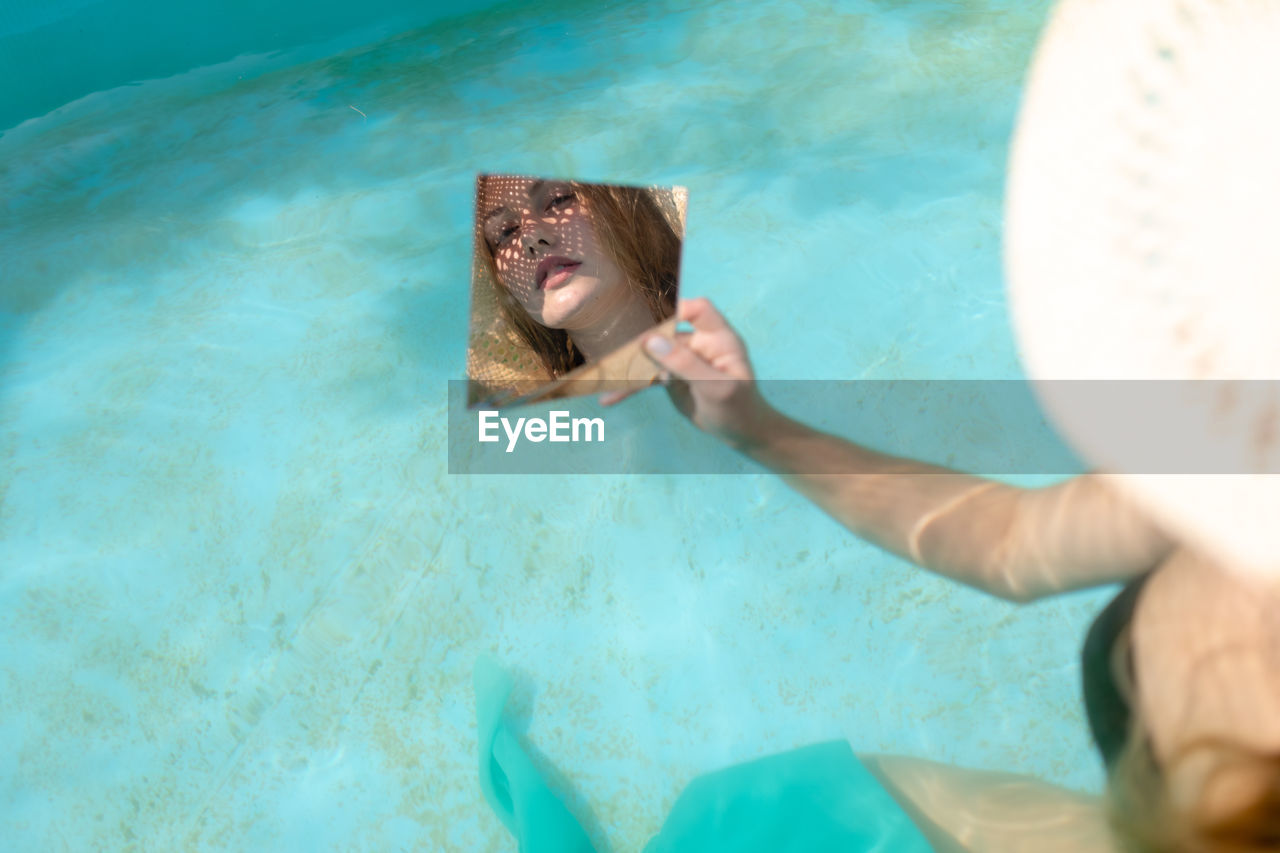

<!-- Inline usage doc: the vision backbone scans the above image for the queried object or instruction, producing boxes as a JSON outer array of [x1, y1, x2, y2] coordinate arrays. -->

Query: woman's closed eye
[[546, 190, 575, 211], [488, 219, 519, 248]]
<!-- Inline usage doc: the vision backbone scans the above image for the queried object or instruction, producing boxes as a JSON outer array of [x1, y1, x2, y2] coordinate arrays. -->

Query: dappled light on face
[[479, 176, 593, 299], [476, 174, 617, 327]]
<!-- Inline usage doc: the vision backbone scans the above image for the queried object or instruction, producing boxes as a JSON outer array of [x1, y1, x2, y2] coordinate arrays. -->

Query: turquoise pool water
[[1, 0, 1118, 848]]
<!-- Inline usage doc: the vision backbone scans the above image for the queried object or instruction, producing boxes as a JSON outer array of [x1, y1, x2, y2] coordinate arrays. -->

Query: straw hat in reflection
[[465, 179, 688, 407], [1005, 0, 1280, 580]]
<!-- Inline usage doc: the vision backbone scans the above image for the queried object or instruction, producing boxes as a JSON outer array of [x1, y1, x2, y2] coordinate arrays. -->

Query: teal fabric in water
[[475, 657, 933, 852], [475, 656, 594, 852]]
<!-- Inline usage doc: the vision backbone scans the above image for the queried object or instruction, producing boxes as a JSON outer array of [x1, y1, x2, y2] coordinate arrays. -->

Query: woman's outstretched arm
[[627, 298, 1175, 602]]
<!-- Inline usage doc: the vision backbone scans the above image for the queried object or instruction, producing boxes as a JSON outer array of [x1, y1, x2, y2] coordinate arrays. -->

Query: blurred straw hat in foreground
[[1005, 0, 1280, 580]]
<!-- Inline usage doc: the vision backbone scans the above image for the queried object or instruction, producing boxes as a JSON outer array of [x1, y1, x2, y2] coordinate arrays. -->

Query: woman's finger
[[672, 301, 753, 380], [642, 333, 723, 382], [677, 297, 731, 333]]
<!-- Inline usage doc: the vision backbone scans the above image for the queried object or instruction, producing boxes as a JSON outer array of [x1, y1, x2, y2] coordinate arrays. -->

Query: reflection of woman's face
[[480, 176, 627, 331]]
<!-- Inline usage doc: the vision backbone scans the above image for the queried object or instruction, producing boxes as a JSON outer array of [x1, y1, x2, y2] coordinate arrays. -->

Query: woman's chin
[[535, 310, 574, 331], [538, 290, 593, 329]]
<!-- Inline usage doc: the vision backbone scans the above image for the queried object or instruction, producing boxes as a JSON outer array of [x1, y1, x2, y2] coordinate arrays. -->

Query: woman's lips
[[537, 257, 582, 290]]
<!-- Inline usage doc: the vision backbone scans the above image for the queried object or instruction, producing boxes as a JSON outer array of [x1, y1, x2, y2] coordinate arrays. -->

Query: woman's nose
[[520, 220, 554, 255]]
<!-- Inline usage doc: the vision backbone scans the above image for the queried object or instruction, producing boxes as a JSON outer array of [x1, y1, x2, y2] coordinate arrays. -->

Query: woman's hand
[[602, 298, 776, 448]]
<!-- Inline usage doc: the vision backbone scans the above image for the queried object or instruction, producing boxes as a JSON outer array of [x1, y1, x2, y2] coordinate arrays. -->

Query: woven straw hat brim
[[1005, 0, 1280, 580]]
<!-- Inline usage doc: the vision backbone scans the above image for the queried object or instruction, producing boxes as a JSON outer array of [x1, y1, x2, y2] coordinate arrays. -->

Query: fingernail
[[645, 336, 672, 356]]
